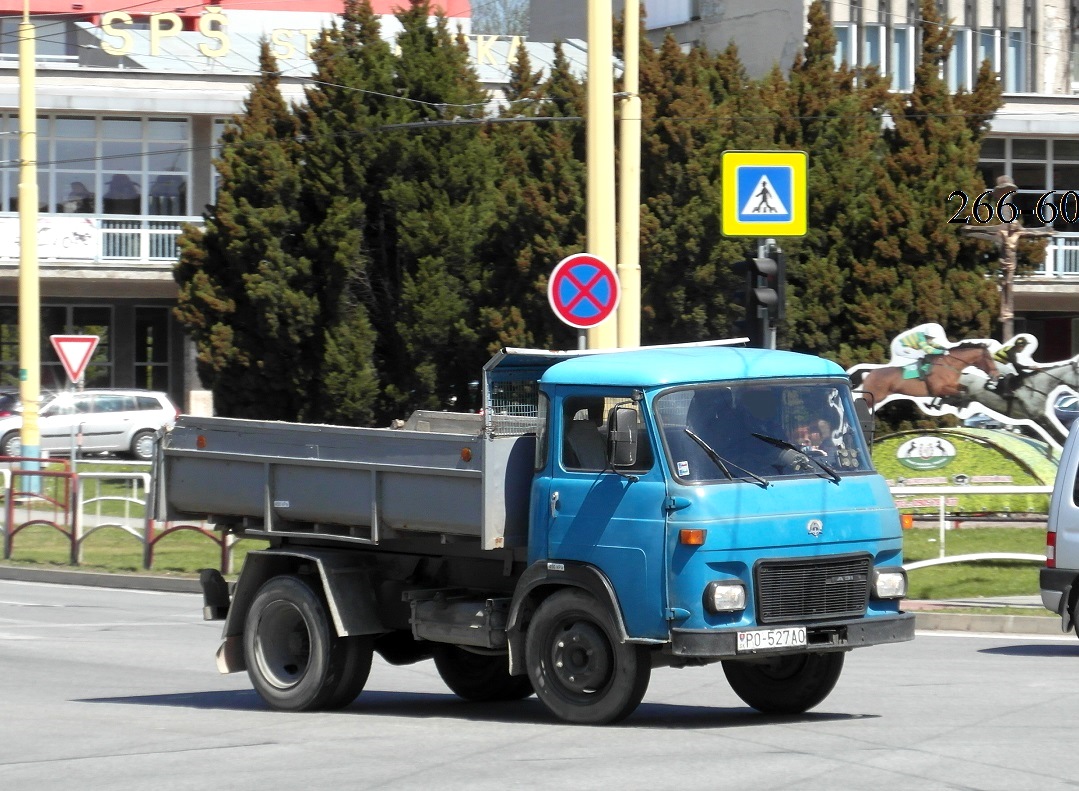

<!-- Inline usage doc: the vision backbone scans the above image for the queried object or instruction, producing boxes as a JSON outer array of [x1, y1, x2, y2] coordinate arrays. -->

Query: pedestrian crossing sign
[[722, 150, 807, 237]]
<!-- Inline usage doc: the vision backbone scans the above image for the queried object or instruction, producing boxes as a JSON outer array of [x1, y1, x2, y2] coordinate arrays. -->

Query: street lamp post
[[960, 175, 1053, 340], [17, 6, 41, 479]]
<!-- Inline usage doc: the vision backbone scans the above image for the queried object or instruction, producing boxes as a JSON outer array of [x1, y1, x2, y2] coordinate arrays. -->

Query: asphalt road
[[1, 579, 1078, 790]]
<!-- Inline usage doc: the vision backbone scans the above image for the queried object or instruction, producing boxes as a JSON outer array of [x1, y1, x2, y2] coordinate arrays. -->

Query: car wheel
[[129, 429, 156, 461], [1, 431, 21, 457]]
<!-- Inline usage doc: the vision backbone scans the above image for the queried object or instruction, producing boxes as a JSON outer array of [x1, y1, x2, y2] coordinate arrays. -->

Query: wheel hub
[[254, 600, 311, 690], [550, 621, 610, 694]]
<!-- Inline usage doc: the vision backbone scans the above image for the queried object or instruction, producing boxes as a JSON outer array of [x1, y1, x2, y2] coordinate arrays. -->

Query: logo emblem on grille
[[807, 518, 823, 537]]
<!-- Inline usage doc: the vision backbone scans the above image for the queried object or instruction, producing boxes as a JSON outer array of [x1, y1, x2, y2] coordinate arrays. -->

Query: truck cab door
[[542, 393, 669, 640]]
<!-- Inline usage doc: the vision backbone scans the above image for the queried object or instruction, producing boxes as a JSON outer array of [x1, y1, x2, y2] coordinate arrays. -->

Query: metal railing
[[100, 217, 195, 262], [0, 459, 235, 572], [1032, 232, 1079, 277]]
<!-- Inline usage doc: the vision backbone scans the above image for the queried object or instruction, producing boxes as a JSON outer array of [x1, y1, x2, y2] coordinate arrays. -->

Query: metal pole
[[586, 0, 618, 349], [616, 0, 641, 349], [17, 7, 41, 487]]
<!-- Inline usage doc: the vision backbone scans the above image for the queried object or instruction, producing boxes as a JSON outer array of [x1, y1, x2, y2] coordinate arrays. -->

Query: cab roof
[[530, 345, 846, 389]]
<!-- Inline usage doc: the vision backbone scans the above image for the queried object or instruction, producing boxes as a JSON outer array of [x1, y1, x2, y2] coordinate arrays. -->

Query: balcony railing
[[100, 217, 198, 262], [1036, 233, 1079, 277]]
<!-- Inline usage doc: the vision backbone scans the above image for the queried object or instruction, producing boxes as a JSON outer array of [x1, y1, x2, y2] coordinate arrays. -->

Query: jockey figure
[[890, 323, 952, 379], [986, 334, 1037, 397]]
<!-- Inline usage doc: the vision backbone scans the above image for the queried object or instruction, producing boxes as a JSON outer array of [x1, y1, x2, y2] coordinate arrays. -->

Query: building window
[[1005, 29, 1026, 92], [946, 28, 972, 91], [0, 16, 77, 61], [863, 24, 885, 71], [977, 138, 1079, 231], [212, 117, 228, 198], [834, 24, 854, 68], [134, 307, 170, 392], [892, 26, 914, 91], [978, 28, 999, 73], [1, 114, 191, 218], [45, 305, 111, 389], [0, 306, 17, 388], [643, 0, 694, 29], [0, 305, 112, 390]]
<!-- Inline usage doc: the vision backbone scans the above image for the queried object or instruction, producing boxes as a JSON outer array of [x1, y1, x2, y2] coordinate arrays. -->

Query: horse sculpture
[[852, 343, 999, 410], [959, 358, 1079, 440]]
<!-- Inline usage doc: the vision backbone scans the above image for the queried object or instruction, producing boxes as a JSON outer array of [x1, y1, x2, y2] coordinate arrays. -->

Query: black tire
[[722, 651, 845, 715], [433, 644, 534, 702], [322, 635, 375, 710], [1, 431, 20, 457], [129, 429, 156, 462], [525, 589, 650, 725], [243, 575, 348, 712]]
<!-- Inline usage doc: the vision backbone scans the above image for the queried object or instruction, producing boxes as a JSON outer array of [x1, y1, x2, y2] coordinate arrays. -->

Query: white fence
[[891, 484, 1049, 568]]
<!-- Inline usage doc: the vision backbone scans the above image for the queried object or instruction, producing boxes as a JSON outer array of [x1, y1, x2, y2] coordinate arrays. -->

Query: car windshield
[[654, 380, 874, 484]]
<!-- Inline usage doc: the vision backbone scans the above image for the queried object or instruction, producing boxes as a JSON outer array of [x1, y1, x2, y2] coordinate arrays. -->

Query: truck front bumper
[[670, 612, 915, 659]]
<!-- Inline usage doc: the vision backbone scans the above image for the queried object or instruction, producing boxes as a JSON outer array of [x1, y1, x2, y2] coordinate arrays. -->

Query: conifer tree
[[295, 0, 389, 424], [867, 0, 1002, 358], [174, 42, 319, 420], [377, 0, 501, 414], [635, 32, 746, 343], [764, 2, 893, 363], [478, 43, 584, 352]]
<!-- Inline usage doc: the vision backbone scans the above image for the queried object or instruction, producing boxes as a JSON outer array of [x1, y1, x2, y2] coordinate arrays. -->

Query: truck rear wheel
[[244, 575, 356, 712], [433, 644, 534, 702], [525, 589, 650, 725], [722, 651, 844, 714]]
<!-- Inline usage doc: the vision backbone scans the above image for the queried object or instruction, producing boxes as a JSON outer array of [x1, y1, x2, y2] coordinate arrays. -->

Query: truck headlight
[[704, 580, 746, 613], [873, 568, 907, 599]]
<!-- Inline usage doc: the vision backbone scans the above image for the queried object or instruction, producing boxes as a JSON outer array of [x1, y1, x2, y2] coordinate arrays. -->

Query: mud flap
[[215, 634, 246, 674]]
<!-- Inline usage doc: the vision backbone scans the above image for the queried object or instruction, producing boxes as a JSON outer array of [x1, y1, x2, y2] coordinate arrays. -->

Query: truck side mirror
[[607, 407, 639, 468]]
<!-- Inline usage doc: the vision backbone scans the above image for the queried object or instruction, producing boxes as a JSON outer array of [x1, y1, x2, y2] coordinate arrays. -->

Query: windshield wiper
[[684, 428, 770, 488], [751, 432, 841, 485]]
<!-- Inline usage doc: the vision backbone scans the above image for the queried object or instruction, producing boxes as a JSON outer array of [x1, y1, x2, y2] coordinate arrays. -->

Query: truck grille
[[755, 555, 870, 624]]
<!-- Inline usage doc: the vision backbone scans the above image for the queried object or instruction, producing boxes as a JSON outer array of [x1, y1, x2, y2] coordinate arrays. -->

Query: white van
[[1041, 426, 1079, 635]]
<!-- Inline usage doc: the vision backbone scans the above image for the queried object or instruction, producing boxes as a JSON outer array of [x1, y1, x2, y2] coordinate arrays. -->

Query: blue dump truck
[[155, 342, 914, 724]]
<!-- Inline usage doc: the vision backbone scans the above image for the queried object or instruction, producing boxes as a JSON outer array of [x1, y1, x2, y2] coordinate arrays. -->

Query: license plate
[[737, 626, 807, 652]]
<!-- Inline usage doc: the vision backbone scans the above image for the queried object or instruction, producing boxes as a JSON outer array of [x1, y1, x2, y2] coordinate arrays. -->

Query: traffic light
[[739, 242, 785, 348]]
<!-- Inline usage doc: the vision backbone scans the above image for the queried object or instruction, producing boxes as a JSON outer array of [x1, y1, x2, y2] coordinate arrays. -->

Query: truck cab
[[492, 344, 912, 720]]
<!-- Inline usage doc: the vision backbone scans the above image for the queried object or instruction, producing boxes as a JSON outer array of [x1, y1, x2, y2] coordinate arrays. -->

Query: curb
[[0, 564, 203, 594], [912, 610, 1066, 636], [0, 565, 1071, 637]]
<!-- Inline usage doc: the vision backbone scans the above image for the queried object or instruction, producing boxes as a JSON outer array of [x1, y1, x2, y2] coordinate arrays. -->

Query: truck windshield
[[654, 380, 873, 484]]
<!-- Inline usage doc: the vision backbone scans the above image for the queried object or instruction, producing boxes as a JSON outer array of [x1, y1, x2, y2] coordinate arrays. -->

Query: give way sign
[[50, 335, 99, 384]]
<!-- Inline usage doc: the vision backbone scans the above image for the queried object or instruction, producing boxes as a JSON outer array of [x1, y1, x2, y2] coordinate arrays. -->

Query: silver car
[[0, 389, 178, 462]]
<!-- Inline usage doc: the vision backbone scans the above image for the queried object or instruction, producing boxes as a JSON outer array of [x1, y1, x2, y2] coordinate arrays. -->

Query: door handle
[[550, 491, 560, 517]]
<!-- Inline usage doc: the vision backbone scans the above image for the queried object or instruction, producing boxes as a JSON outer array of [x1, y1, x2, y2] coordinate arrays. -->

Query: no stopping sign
[[548, 253, 620, 329]]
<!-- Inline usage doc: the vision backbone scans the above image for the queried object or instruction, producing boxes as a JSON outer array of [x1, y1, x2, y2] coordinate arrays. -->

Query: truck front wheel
[[244, 575, 364, 711], [525, 589, 650, 725], [433, 645, 534, 702], [722, 651, 844, 714]]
